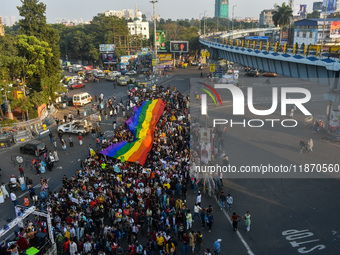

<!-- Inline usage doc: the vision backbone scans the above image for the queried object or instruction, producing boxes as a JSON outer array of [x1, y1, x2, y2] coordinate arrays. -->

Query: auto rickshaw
[[78, 71, 85, 77]]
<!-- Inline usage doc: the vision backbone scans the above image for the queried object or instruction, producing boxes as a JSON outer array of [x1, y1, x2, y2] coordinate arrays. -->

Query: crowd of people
[[1, 85, 225, 255]]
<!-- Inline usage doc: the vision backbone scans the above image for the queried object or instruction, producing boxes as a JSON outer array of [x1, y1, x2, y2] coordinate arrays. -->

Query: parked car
[[126, 70, 137, 76], [58, 120, 92, 135], [117, 76, 129, 86], [245, 70, 260, 77], [20, 141, 47, 156], [263, 72, 277, 77], [120, 70, 128, 75]]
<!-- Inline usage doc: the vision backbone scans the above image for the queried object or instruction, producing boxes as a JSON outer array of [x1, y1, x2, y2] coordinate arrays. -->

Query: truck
[[57, 120, 92, 135]]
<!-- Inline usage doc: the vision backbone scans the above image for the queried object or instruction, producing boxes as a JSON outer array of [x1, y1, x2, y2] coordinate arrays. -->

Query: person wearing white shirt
[[226, 194, 233, 212], [193, 204, 202, 222], [10, 192, 18, 206], [196, 192, 202, 206], [69, 240, 77, 255]]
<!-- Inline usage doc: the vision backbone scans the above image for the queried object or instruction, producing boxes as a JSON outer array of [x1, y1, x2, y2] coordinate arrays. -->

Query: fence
[[0, 105, 57, 147]]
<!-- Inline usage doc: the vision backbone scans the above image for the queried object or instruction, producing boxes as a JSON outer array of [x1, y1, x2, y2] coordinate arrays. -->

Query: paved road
[[1, 66, 340, 254]]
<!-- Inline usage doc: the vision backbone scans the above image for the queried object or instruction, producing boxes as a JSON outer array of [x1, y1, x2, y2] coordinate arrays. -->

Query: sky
[[1, 0, 324, 23]]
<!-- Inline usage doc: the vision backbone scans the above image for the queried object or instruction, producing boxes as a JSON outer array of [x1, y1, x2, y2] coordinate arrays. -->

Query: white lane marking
[[214, 196, 255, 255]]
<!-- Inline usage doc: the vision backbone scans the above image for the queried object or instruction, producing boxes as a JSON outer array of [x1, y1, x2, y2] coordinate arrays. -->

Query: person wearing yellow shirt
[[163, 182, 170, 190], [175, 197, 183, 210], [156, 234, 165, 251]]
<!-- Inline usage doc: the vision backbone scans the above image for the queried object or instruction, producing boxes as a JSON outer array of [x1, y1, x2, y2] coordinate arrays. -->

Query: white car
[[126, 70, 137, 76], [112, 71, 121, 77], [57, 120, 91, 135]]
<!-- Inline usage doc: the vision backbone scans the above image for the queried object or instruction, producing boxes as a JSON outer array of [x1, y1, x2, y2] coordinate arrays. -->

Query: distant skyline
[[1, 0, 325, 24]]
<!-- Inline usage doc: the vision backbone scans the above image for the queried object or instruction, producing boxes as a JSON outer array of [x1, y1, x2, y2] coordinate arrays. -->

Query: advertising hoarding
[[156, 30, 167, 52], [99, 44, 115, 53], [158, 53, 173, 61], [313, 1, 323, 11], [299, 4, 307, 18], [102, 53, 117, 64], [170, 41, 189, 52], [322, 0, 337, 13], [330, 21, 340, 38]]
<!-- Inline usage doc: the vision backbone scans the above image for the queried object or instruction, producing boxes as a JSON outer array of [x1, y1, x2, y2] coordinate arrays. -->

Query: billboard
[[158, 53, 173, 61], [330, 21, 340, 38], [99, 44, 115, 53], [313, 1, 323, 11], [322, 0, 337, 13], [102, 53, 117, 64], [299, 5, 307, 18], [156, 30, 167, 52], [170, 41, 189, 52]]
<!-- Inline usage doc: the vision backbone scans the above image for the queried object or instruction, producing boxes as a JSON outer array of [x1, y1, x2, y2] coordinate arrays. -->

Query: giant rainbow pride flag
[[100, 99, 166, 165]]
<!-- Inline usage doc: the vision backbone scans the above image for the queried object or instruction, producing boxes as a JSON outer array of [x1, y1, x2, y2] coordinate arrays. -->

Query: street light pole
[[320, 0, 328, 59], [232, 5, 237, 39], [204, 10, 207, 38], [199, 13, 203, 35], [150, 0, 158, 62]]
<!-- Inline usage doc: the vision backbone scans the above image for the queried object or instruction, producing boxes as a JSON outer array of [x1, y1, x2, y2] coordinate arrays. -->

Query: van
[[73, 92, 93, 106]]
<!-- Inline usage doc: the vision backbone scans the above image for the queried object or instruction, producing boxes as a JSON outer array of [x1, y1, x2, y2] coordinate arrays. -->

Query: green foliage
[[307, 10, 321, 19], [272, 3, 293, 28], [0, 119, 18, 127]]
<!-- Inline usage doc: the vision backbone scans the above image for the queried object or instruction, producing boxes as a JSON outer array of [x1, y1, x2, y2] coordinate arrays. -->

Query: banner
[[99, 44, 115, 53], [299, 4, 307, 18], [323, 0, 337, 13], [102, 53, 117, 64], [330, 21, 340, 38], [156, 30, 167, 52], [170, 41, 189, 52], [158, 53, 173, 61]]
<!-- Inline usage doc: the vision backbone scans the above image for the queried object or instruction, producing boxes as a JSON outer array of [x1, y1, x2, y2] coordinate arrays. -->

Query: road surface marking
[[214, 196, 255, 255]]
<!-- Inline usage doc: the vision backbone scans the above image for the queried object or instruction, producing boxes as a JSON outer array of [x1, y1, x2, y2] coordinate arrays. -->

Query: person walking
[[186, 210, 193, 230], [182, 233, 189, 254], [18, 165, 25, 177], [0, 188, 4, 204], [220, 191, 226, 210], [78, 134, 83, 146], [230, 212, 242, 231], [308, 138, 314, 152], [49, 131, 53, 143], [10, 191, 18, 207], [244, 211, 252, 232], [53, 136, 57, 148], [53, 150, 59, 162], [1, 183, 9, 200], [213, 239, 221, 255], [68, 136, 73, 147], [204, 248, 212, 255], [24, 195, 29, 207], [193, 203, 202, 222], [189, 231, 196, 254], [226, 194, 233, 212], [196, 191, 202, 206], [206, 212, 214, 232], [196, 231, 203, 254]]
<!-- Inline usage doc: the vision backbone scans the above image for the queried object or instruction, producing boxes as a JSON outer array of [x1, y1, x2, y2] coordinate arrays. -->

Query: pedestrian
[[28, 185, 37, 205], [49, 131, 53, 143], [299, 138, 306, 153], [186, 209, 193, 230], [193, 203, 202, 222], [33, 160, 40, 176], [230, 212, 242, 231], [24, 195, 29, 207], [77, 109, 80, 117], [53, 136, 57, 148], [182, 233, 189, 255], [58, 130, 63, 142], [63, 114, 67, 123], [206, 212, 214, 232], [55, 118, 60, 127], [10, 191, 18, 207], [91, 127, 96, 139], [196, 231, 203, 253], [68, 112, 73, 122], [226, 194, 233, 212], [53, 150, 59, 162], [196, 191, 202, 206], [189, 231, 196, 254], [61, 139, 67, 151], [244, 211, 252, 232], [78, 134, 83, 146], [1, 183, 9, 200], [98, 115, 101, 125], [18, 165, 25, 177], [204, 248, 212, 255], [94, 94, 97, 103], [308, 138, 313, 152], [113, 118, 117, 130], [0, 188, 4, 204], [69, 135, 73, 147], [213, 239, 221, 255], [200, 209, 206, 228], [220, 191, 226, 210]]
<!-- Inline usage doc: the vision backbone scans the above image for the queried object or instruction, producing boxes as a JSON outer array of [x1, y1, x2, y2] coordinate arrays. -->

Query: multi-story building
[[293, 18, 340, 45], [259, 9, 275, 27], [215, 0, 229, 19], [127, 10, 149, 39], [103, 9, 134, 20], [0, 17, 5, 36]]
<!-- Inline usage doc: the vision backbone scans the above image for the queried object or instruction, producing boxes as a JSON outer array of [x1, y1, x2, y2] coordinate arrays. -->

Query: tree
[[307, 10, 320, 19], [272, 3, 293, 43]]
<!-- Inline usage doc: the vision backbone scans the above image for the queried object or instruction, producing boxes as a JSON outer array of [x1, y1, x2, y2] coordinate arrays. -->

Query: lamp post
[[204, 10, 207, 38], [199, 13, 203, 35], [150, 0, 158, 67], [320, 0, 328, 59], [232, 5, 237, 39]]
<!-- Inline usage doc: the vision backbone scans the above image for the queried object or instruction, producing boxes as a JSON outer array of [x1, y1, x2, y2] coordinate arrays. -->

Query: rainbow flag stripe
[[100, 99, 165, 165]]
